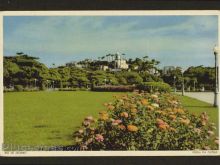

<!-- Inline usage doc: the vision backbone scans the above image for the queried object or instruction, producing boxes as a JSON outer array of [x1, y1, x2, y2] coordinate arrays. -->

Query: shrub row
[[137, 82, 171, 93], [92, 82, 171, 93], [73, 92, 218, 150], [58, 88, 88, 91], [92, 85, 136, 92]]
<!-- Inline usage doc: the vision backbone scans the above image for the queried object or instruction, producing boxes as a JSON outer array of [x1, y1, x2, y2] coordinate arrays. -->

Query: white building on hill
[[115, 53, 129, 69]]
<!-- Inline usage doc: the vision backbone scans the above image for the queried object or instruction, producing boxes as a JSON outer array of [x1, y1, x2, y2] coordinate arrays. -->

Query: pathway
[[176, 92, 214, 104]]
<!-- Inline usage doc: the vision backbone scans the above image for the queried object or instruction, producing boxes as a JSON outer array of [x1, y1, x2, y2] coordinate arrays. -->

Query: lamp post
[[181, 69, 185, 96], [46, 80, 49, 89], [34, 78, 37, 89], [193, 79, 196, 92], [104, 78, 107, 86], [213, 45, 219, 107], [173, 75, 176, 93]]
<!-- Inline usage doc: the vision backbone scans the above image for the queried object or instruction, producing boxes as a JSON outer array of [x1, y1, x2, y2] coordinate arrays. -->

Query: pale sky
[[3, 16, 218, 68]]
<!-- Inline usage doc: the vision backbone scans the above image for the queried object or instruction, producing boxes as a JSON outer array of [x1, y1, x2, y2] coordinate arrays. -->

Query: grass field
[[4, 91, 219, 150], [177, 95, 219, 134], [4, 91, 123, 149]]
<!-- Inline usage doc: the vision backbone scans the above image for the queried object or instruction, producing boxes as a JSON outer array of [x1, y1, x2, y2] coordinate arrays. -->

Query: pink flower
[[112, 119, 122, 126], [83, 120, 90, 127], [85, 116, 94, 122], [78, 129, 84, 134], [194, 128, 201, 135], [95, 134, 104, 142], [208, 131, 215, 136]]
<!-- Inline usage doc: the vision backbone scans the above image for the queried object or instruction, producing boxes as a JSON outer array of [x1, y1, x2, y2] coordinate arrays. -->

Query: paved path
[[177, 92, 214, 104]]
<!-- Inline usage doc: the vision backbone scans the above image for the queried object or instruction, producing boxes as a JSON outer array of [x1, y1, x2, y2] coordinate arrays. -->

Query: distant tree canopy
[[4, 54, 48, 88], [162, 65, 215, 91], [184, 66, 215, 90], [4, 53, 214, 91], [3, 53, 162, 90]]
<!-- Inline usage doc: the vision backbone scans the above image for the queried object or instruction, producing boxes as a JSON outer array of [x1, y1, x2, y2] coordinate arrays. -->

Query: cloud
[[4, 16, 218, 67]]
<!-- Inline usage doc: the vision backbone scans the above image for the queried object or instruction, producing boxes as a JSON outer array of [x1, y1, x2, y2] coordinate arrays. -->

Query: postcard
[[0, 10, 219, 156]]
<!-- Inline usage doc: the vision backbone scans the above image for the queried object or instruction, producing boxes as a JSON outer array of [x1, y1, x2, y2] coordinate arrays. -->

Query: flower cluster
[[73, 92, 218, 150]]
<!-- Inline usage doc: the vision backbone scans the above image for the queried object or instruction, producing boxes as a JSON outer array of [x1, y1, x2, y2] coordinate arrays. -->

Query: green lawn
[[177, 95, 219, 134], [4, 91, 218, 150], [4, 91, 122, 148]]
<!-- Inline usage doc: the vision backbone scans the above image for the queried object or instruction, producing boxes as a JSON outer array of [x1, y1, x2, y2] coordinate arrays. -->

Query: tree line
[[3, 52, 216, 91]]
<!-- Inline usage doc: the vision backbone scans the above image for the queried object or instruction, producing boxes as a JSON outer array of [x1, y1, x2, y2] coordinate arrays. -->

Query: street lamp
[[52, 80, 55, 89], [181, 69, 185, 96], [213, 45, 219, 107], [34, 78, 37, 88], [193, 79, 196, 92], [104, 78, 107, 86], [46, 80, 49, 89], [173, 76, 176, 93]]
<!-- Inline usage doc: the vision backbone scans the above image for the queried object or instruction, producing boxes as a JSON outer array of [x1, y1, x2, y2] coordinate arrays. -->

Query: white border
[[0, 10, 219, 157]]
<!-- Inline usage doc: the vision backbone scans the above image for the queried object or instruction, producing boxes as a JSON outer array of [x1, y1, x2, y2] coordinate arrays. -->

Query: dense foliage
[[73, 92, 218, 150], [137, 82, 171, 93], [92, 85, 136, 92], [4, 53, 215, 92], [4, 53, 162, 91], [162, 66, 215, 91]]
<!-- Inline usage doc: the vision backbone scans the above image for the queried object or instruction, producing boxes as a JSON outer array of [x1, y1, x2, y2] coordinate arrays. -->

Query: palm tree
[[16, 52, 24, 56], [106, 54, 111, 62], [101, 56, 105, 60], [110, 54, 115, 61], [143, 55, 148, 62]]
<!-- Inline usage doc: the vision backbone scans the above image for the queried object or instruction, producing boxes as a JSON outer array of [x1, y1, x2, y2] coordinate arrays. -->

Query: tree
[[4, 54, 50, 89], [184, 66, 215, 91], [123, 71, 143, 85], [89, 70, 108, 86]]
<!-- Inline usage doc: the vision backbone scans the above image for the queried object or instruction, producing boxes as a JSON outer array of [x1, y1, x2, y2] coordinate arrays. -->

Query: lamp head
[[214, 45, 219, 55]]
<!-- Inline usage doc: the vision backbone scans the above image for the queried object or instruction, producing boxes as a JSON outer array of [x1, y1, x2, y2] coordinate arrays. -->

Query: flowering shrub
[[73, 92, 218, 150]]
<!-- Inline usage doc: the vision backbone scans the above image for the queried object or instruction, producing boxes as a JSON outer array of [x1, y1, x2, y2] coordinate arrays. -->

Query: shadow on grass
[[184, 105, 213, 108], [33, 125, 48, 128]]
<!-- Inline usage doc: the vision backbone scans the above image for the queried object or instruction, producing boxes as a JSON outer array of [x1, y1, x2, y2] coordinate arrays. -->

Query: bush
[[14, 85, 23, 92], [39, 83, 46, 91], [58, 87, 89, 91], [92, 85, 136, 92], [73, 92, 218, 150], [137, 82, 171, 93], [3, 88, 14, 92], [58, 88, 77, 91], [23, 88, 39, 92]]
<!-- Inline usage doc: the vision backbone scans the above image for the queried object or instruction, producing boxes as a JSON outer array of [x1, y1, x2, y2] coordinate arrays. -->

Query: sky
[[3, 15, 218, 68]]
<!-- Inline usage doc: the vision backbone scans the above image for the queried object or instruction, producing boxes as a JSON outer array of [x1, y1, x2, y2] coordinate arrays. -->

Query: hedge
[[92, 85, 136, 92], [137, 82, 171, 93], [58, 88, 88, 91], [14, 85, 24, 92]]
